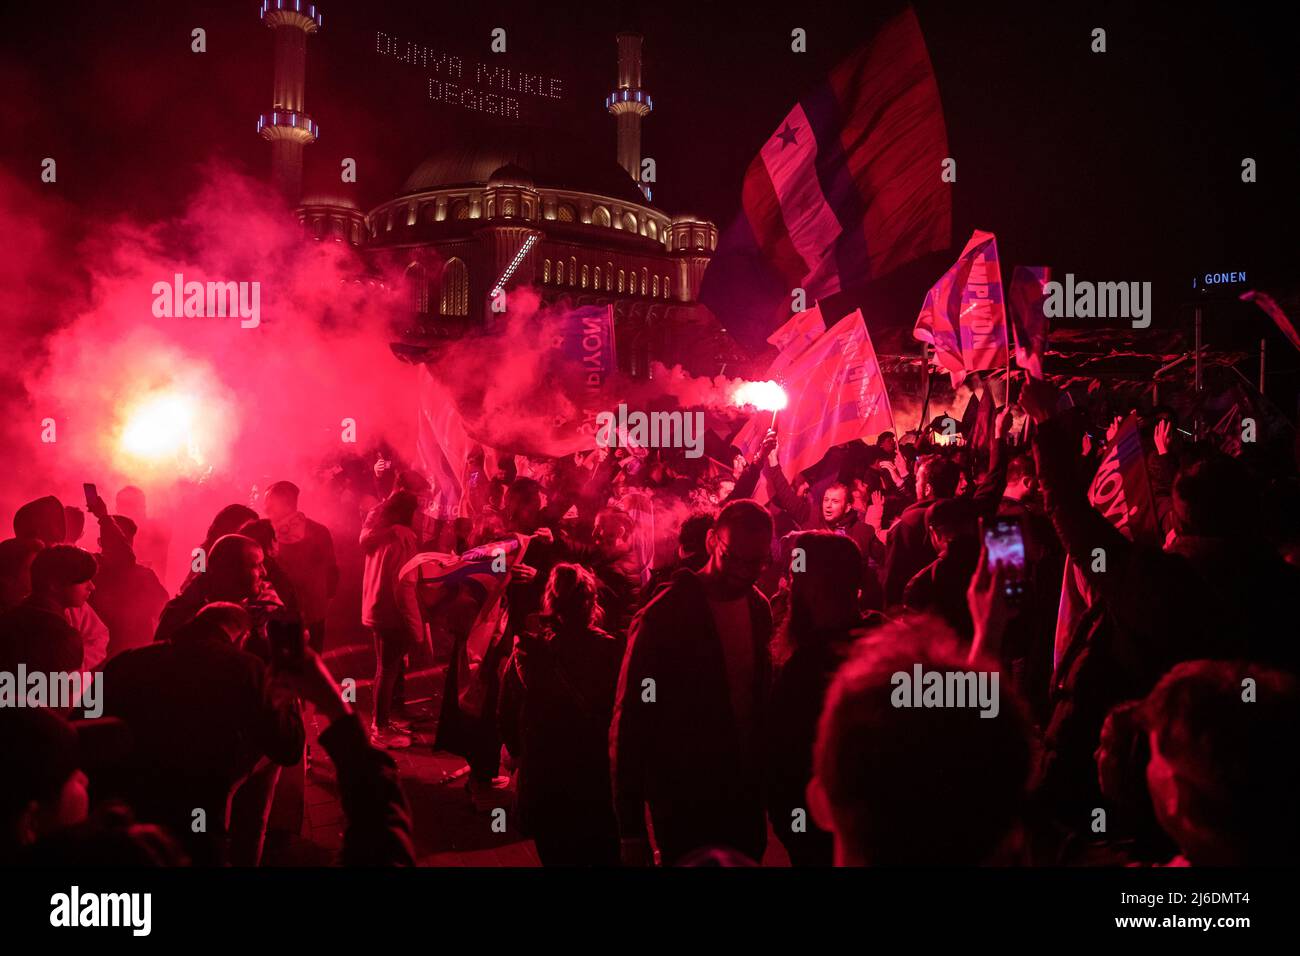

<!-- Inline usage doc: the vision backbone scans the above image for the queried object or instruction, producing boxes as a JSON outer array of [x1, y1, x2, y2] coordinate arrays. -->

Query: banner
[[1010, 265, 1051, 379], [770, 309, 896, 479], [416, 365, 473, 519], [1054, 412, 1159, 668], [913, 229, 1008, 387]]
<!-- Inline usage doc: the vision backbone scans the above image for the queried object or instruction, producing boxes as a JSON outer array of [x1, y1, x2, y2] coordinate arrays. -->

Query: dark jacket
[[610, 568, 773, 863], [0, 596, 82, 675], [98, 631, 304, 852], [902, 535, 981, 642], [883, 497, 939, 605], [766, 626, 860, 866], [316, 712, 415, 866], [91, 561, 169, 660], [498, 625, 623, 840]]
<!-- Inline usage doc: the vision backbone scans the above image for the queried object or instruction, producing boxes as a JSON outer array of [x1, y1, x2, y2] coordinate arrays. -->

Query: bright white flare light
[[120, 392, 203, 464], [731, 380, 788, 412]]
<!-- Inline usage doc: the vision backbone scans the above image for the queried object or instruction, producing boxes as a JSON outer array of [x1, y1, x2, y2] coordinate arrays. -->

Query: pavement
[[264, 631, 787, 867]]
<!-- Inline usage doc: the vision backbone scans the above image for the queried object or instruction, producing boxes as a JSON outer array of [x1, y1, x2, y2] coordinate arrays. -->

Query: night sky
[[4, 0, 1298, 363]]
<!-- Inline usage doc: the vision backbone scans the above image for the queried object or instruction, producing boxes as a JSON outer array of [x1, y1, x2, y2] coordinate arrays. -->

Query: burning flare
[[730, 380, 788, 412]]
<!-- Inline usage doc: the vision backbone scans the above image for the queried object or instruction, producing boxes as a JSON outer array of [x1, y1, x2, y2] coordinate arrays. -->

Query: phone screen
[[984, 518, 1026, 597], [83, 483, 97, 510]]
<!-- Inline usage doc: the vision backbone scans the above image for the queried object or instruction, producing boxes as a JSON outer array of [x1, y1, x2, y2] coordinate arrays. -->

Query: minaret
[[256, 1, 323, 203], [605, 33, 653, 199]]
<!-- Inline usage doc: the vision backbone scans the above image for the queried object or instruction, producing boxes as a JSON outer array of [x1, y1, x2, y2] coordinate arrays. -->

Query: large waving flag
[[771, 309, 895, 479], [700, 6, 951, 350], [1009, 266, 1052, 379], [913, 229, 1008, 387], [417, 365, 473, 519], [397, 534, 532, 751], [1053, 413, 1159, 670]]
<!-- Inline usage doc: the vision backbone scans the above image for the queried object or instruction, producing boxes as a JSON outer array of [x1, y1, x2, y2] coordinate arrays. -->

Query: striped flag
[[1053, 413, 1159, 670], [1010, 266, 1051, 379], [416, 365, 473, 519], [913, 229, 1008, 387], [700, 6, 950, 350], [398, 534, 532, 737], [770, 309, 895, 479]]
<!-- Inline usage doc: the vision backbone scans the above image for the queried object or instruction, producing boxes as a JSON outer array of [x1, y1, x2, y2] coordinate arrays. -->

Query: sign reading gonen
[[1192, 269, 1251, 297]]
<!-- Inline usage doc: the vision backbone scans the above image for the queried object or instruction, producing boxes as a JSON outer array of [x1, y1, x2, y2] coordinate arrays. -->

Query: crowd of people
[[2, 373, 1297, 867]]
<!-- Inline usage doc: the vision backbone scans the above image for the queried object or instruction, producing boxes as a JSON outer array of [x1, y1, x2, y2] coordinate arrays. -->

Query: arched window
[[543, 259, 551, 284], [405, 263, 428, 313], [606, 262, 613, 291], [502, 198, 516, 217], [652, 275, 659, 297], [594, 266, 601, 290], [641, 268, 649, 296], [646, 219, 658, 240], [556, 260, 565, 285], [557, 204, 576, 222], [663, 276, 671, 298], [569, 257, 577, 286], [440, 259, 469, 317], [582, 265, 589, 289], [592, 206, 611, 227], [453, 201, 470, 220], [618, 270, 625, 293], [623, 212, 637, 232]]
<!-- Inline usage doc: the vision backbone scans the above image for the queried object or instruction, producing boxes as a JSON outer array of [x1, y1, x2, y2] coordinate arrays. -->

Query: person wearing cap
[[0, 544, 98, 678], [12, 496, 111, 670]]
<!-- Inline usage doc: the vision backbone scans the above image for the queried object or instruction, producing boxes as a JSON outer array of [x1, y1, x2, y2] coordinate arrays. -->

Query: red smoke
[[1, 165, 415, 582]]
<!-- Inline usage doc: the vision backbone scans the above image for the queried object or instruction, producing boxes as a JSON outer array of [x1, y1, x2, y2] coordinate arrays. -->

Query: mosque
[[255, 0, 736, 377]]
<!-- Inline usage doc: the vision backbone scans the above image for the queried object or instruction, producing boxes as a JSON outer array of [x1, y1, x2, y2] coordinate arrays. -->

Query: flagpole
[[918, 343, 933, 438]]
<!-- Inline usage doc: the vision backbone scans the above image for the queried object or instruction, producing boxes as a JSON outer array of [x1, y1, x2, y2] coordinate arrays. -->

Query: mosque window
[[592, 206, 611, 228], [623, 212, 637, 232], [647, 219, 658, 240], [557, 261, 565, 285], [582, 265, 589, 289], [663, 276, 671, 298], [652, 275, 659, 297], [569, 257, 577, 286], [543, 259, 551, 283], [618, 270, 625, 293], [453, 201, 469, 220], [557, 204, 576, 222], [405, 263, 428, 314], [641, 268, 649, 296], [502, 198, 516, 217], [440, 259, 469, 317], [606, 263, 613, 291], [594, 266, 601, 289]]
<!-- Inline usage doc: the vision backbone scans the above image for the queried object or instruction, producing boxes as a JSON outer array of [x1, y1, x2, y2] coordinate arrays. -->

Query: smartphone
[[267, 614, 306, 670], [984, 517, 1027, 599], [83, 483, 98, 510]]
